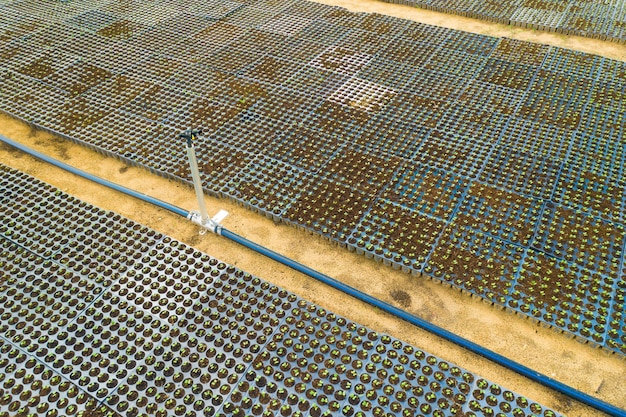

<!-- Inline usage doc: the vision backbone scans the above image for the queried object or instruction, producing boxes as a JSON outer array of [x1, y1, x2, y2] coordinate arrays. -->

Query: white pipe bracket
[[188, 209, 229, 235]]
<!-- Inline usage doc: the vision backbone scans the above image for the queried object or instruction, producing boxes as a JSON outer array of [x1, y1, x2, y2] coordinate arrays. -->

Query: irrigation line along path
[[1, 133, 624, 417]]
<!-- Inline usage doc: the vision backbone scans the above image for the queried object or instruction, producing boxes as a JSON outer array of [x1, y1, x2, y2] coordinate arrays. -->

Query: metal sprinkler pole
[[180, 129, 228, 234]]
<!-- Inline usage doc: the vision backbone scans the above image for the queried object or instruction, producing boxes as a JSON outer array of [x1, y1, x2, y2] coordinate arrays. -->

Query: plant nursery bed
[[377, 0, 626, 43], [1, 0, 626, 414], [0, 163, 567, 417]]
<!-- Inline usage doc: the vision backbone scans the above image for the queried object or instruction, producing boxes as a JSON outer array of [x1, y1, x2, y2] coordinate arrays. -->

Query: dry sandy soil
[[1, 1, 625, 416]]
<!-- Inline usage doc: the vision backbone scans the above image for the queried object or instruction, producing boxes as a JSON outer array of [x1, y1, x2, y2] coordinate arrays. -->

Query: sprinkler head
[[179, 129, 203, 147]]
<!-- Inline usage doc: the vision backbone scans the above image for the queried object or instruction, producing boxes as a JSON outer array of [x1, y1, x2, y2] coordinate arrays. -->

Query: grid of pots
[[3, 1, 85, 25], [190, 140, 257, 197], [0, 173, 108, 259], [0, 33, 28, 66], [491, 37, 551, 67], [191, 21, 249, 52], [249, 86, 325, 122], [0, 41, 46, 76], [512, 249, 625, 352], [354, 56, 416, 91], [37, 95, 113, 136], [240, 56, 306, 86], [509, 6, 566, 32], [382, 92, 450, 129], [165, 64, 232, 96], [269, 125, 348, 174], [475, 58, 538, 91], [318, 7, 367, 29], [81, 112, 178, 171], [596, 54, 626, 83], [478, 146, 562, 201], [303, 101, 371, 142], [202, 47, 266, 76], [55, 31, 118, 61], [0, 10, 46, 40], [566, 130, 625, 184], [577, 103, 625, 143], [16, 22, 84, 51], [2, 0, 626, 359], [322, 146, 404, 198], [589, 78, 626, 114], [227, 28, 290, 62], [123, 26, 183, 54], [439, 29, 498, 56], [329, 29, 391, 56], [0, 338, 118, 417], [326, 77, 397, 115], [0, 70, 33, 110], [404, 69, 469, 101], [91, 247, 278, 413], [124, 4, 183, 26], [463, 0, 520, 24], [84, 41, 153, 74], [256, 12, 313, 37], [423, 222, 526, 306], [553, 163, 625, 224], [153, 13, 214, 38], [516, 91, 585, 131], [451, 182, 544, 248], [120, 84, 195, 124], [560, 6, 614, 40], [378, 0, 626, 42], [424, 47, 489, 79], [379, 162, 469, 222], [2, 83, 68, 124], [95, 19, 148, 41], [217, 300, 562, 417], [399, 21, 455, 46], [165, 98, 245, 140], [63, 9, 118, 32], [79, 74, 152, 110], [293, 20, 349, 46], [281, 66, 349, 100], [379, 38, 439, 69], [208, 76, 271, 115], [0, 282, 112, 400], [223, 154, 314, 223], [0, 238, 106, 331], [360, 12, 410, 38], [529, 68, 594, 104], [530, 202, 625, 280], [282, 0, 335, 21], [498, 117, 574, 164], [124, 55, 188, 85], [42, 61, 112, 98], [347, 199, 447, 273], [14, 49, 79, 80], [541, 47, 604, 80], [457, 80, 526, 116], [356, 116, 430, 160], [283, 178, 372, 243], [412, 128, 494, 181], [49, 219, 165, 285], [309, 45, 374, 77], [222, 5, 278, 29]]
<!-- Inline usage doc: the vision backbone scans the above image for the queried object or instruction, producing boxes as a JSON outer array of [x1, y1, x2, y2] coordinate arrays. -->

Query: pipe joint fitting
[[188, 209, 228, 235]]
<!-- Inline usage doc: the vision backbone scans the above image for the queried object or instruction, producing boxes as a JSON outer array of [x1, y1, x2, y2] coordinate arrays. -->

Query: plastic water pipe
[[1, 134, 188, 218], [1, 133, 624, 417]]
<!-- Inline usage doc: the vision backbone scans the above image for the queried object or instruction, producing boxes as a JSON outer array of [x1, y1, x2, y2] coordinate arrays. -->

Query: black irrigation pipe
[[2, 133, 624, 417]]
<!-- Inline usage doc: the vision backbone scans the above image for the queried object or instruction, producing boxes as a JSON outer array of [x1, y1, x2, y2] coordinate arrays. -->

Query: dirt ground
[[1, 1, 625, 416]]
